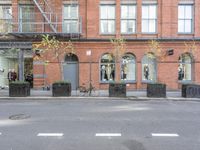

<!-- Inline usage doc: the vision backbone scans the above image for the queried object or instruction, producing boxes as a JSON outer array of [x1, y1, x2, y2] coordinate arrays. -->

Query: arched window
[[100, 53, 115, 82], [142, 53, 157, 82], [121, 53, 136, 81], [178, 53, 192, 81]]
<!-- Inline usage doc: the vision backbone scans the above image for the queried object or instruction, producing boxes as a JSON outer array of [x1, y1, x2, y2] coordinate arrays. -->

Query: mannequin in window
[[101, 65, 106, 81], [111, 65, 115, 80], [178, 64, 184, 80], [144, 64, 149, 80], [106, 64, 112, 80], [123, 64, 128, 80]]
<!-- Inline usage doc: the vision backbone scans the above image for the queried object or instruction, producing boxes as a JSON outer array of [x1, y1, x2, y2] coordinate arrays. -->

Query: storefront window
[[178, 53, 192, 81], [142, 53, 157, 82], [121, 53, 136, 81], [100, 54, 115, 82]]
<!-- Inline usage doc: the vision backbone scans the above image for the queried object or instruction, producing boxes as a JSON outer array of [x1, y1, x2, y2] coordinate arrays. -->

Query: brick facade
[[1, 0, 200, 90]]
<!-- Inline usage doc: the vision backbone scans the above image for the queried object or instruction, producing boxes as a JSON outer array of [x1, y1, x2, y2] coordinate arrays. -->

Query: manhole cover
[[123, 140, 146, 150], [9, 114, 31, 120]]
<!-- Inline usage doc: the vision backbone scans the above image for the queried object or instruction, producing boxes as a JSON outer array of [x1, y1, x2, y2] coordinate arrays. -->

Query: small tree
[[110, 37, 126, 82], [184, 40, 197, 59], [146, 40, 166, 61], [145, 40, 167, 83], [110, 37, 126, 61], [33, 35, 76, 81]]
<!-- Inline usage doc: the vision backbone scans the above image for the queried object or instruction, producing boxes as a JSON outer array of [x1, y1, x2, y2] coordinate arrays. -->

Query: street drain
[[9, 114, 31, 120]]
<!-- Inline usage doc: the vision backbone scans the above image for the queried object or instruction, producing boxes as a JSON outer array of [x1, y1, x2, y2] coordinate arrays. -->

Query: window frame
[[0, 4, 12, 33], [178, 4, 194, 34], [141, 53, 157, 83], [141, 4, 157, 34], [18, 4, 35, 33], [178, 53, 193, 83], [120, 53, 137, 83], [99, 53, 116, 83], [99, 4, 116, 35], [63, 4, 79, 33], [120, 4, 137, 34]]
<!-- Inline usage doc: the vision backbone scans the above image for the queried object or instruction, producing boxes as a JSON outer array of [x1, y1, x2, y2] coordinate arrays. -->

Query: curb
[[0, 96, 199, 102]]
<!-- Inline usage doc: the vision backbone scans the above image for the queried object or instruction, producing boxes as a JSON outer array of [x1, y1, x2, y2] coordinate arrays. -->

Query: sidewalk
[[0, 88, 198, 101]]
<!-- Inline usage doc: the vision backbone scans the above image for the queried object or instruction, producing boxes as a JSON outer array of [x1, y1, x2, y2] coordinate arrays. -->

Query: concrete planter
[[52, 82, 71, 97], [147, 83, 166, 98], [182, 84, 200, 98], [9, 82, 30, 97], [109, 83, 126, 97]]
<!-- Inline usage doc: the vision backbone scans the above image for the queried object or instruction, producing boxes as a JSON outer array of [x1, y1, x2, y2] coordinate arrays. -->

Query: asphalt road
[[0, 98, 199, 150]]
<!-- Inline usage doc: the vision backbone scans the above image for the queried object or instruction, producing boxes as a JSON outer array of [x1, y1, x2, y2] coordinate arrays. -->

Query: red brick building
[[0, 0, 200, 90]]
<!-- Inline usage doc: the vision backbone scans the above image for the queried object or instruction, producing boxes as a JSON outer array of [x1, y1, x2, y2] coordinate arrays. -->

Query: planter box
[[182, 84, 200, 98], [147, 83, 166, 98], [109, 83, 126, 97], [52, 82, 71, 97], [9, 82, 30, 97]]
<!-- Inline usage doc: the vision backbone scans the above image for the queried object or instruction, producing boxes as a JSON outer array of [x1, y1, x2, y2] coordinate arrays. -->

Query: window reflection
[[121, 54, 136, 81], [142, 54, 157, 81], [178, 54, 192, 81], [100, 54, 115, 82]]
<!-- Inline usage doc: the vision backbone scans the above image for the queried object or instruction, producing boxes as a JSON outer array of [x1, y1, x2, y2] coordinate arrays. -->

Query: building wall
[[4, 0, 200, 90], [9, 0, 200, 38], [33, 41, 200, 90]]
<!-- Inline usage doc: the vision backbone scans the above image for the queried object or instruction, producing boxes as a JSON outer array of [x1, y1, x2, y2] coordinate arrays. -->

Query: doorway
[[63, 54, 79, 90]]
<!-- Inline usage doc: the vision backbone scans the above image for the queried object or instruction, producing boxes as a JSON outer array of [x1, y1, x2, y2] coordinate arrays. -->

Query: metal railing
[[0, 13, 82, 35]]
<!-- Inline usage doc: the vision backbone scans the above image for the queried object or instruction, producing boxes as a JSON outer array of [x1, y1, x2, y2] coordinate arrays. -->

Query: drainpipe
[[18, 49, 24, 81]]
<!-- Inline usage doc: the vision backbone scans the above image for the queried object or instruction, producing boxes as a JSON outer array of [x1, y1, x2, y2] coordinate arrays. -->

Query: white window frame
[[63, 4, 79, 33], [178, 4, 193, 34], [100, 4, 116, 35], [120, 53, 136, 82], [120, 4, 136, 34], [142, 54, 157, 82], [178, 53, 193, 82], [100, 53, 115, 83], [142, 4, 157, 33]]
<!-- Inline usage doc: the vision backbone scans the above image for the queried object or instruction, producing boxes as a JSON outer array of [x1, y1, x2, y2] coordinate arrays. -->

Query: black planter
[[109, 83, 126, 97], [147, 83, 166, 98], [9, 82, 30, 97], [52, 82, 71, 97], [182, 84, 200, 98]]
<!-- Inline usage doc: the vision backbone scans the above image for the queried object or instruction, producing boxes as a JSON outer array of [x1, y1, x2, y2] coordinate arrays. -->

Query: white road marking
[[152, 133, 179, 137], [95, 133, 122, 137], [0, 132, 1, 135], [37, 133, 64, 137]]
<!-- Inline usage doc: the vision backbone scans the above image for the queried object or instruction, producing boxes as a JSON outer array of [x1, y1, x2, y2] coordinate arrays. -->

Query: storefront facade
[[0, 0, 200, 90]]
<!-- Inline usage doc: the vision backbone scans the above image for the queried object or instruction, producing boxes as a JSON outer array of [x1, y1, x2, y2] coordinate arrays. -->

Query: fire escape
[[32, 0, 57, 33], [31, 0, 81, 39]]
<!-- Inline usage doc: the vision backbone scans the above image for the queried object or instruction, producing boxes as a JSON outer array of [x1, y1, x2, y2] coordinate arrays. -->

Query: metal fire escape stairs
[[32, 0, 57, 33]]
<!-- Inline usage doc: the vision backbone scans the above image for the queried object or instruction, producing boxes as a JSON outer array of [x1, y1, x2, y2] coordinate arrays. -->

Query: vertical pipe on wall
[[18, 49, 24, 81]]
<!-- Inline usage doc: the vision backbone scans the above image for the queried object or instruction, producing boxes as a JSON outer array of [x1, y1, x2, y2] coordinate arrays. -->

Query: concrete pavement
[[0, 99, 199, 150]]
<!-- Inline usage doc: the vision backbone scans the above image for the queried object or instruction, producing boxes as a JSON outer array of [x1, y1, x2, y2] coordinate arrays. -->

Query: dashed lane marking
[[152, 133, 179, 137], [95, 133, 122, 137], [37, 133, 64, 137]]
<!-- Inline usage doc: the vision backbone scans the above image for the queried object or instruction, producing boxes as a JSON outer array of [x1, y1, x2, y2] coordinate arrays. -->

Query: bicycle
[[77, 82, 95, 96]]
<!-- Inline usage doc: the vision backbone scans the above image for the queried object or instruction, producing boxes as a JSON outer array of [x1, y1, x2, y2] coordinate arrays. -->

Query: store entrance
[[24, 58, 33, 88]]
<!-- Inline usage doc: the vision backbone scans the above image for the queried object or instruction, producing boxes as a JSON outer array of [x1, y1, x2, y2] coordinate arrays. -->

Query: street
[[0, 98, 199, 150]]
